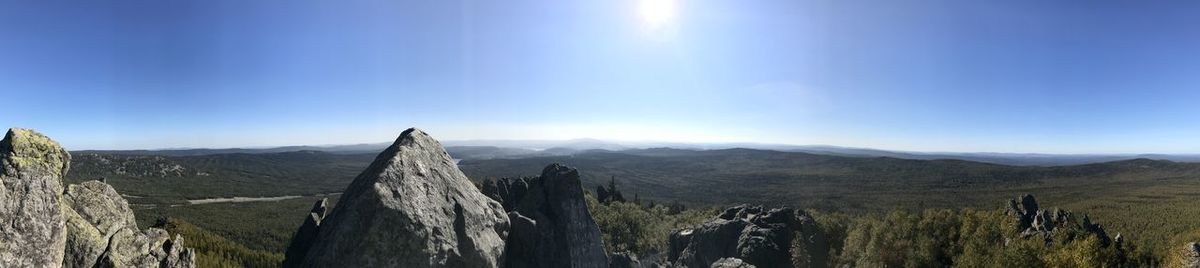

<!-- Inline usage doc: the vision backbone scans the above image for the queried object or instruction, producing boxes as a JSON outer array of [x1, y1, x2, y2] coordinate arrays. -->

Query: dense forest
[[61, 148, 1200, 267], [145, 184, 1200, 268]]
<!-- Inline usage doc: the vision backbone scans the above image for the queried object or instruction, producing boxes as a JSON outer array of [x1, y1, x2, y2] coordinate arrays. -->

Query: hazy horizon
[[6, 0, 1200, 153], [57, 133, 1200, 156]]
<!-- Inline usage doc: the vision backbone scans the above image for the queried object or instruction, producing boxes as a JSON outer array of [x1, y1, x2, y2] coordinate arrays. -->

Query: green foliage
[[460, 149, 1200, 265], [585, 192, 712, 254], [825, 208, 1129, 268], [66, 151, 372, 202], [63, 148, 1200, 265], [155, 218, 284, 268], [135, 195, 338, 253]]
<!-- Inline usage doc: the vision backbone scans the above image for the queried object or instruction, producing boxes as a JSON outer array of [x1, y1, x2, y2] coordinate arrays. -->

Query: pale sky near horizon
[[4, 0, 1200, 153]]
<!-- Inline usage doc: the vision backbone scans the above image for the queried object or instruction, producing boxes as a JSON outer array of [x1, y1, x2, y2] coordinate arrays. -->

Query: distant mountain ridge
[[74, 139, 1200, 166]]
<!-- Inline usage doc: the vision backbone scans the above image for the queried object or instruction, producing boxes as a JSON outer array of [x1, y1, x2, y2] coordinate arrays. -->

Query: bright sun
[[638, 0, 676, 30]]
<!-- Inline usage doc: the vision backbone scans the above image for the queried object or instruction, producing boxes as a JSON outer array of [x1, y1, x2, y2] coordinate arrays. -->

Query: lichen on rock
[[2, 128, 70, 177], [0, 128, 70, 267], [0, 128, 195, 268]]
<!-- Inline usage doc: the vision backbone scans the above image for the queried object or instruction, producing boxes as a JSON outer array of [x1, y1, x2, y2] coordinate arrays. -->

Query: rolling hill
[[64, 146, 1200, 259]]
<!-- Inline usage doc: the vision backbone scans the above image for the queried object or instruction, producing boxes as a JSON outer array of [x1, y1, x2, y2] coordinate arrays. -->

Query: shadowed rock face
[[297, 128, 510, 267], [609, 251, 642, 268], [282, 198, 327, 268], [668, 205, 816, 268], [503, 164, 609, 268], [0, 128, 195, 268], [0, 128, 70, 267]]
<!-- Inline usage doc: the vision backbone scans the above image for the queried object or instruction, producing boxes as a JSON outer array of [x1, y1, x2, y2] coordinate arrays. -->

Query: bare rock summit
[[295, 128, 510, 267]]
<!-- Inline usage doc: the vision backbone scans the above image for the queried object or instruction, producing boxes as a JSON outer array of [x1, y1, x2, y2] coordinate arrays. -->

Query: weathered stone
[[96, 228, 167, 268], [0, 128, 70, 267], [669, 206, 807, 268], [1008, 194, 1039, 231], [282, 198, 328, 268], [300, 128, 510, 267], [161, 235, 196, 268], [482, 177, 533, 212], [62, 180, 196, 268], [0, 128, 194, 268], [669, 218, 748, 268], [710, 258, 756, 268], [63, 181, 138, 237], [504, 211, 539, 268], [610, 251, 642, 268], [62, 204, 107, 268], [503, 164, 609, 268], [737, 224, 791, 266]]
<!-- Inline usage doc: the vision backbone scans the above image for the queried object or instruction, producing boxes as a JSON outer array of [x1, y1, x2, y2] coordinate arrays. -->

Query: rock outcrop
[[282, 198, 327, 268], [1006, 194, 1113, 246], [93, 228, 193, 268], [60, 180, 195, 268], [668, 205, 816, 268], [500, 164, 610, 268], [0, 128, 71, 267], [295, 128, 510, 267], [0, 128, 195, 268], [62, 180, 138, 267], [710, 257, 756, 268], [480, 177, 531, 212]]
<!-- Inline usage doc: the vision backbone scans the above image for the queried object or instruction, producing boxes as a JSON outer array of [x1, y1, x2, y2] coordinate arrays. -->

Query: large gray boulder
[[62, 180, 138, 268], [669, 205, 811, 268], [503, 164, 610, 268], [0, 128, 70, 267], [0, 128, 195, 268], [298, 128, 510, 267], [710, 258, 755, 268], [668, 216, 748, 268], [94, 228, 192, 268], [60, 179, 195, 268]]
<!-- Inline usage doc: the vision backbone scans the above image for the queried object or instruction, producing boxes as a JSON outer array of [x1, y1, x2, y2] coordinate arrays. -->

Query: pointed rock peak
[[298, 127, 509, 267], [363, 128, 450, 172], [2, 128, 71, 177], [394, 127, 437, 147], [541, 163, 579, 179]]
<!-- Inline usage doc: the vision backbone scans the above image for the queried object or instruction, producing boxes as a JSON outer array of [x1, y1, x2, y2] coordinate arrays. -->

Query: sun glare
[[639, 0, 676, 30]]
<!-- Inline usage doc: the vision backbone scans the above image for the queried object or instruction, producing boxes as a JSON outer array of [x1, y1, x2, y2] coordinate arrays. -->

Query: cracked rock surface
[[296, 128, 510, 267], [0, 128, 195, 268]]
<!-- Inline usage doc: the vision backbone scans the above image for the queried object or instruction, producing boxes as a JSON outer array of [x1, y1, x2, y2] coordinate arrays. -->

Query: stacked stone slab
[[0, 128, 195, 268], [501, 164, 609, 268]]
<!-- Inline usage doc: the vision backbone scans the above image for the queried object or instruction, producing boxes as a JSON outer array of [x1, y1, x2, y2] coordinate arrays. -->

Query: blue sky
[[3, 0, 1200, 153]]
